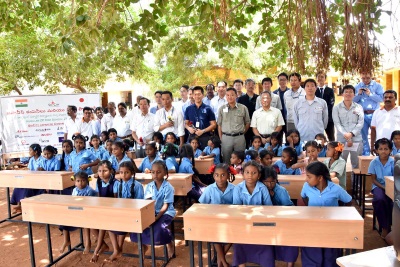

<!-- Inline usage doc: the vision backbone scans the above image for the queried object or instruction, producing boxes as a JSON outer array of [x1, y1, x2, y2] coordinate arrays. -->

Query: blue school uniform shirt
[[144, 180, 176, 217], [28, 156, 45, 171], [61, 153, 71, 171], [40, 156, 61, 171], [69, 149, 98, 175], [89, 146, 106, 160], [72, 185, 98, 196], [138, 154, 161, 172], [282, 142, 303, 156], [194, 148, 202, 158], [108, 153, 131, 171], [271, 184, 294, 206], [203, 146, 221, 164], [178, 157, 194, 174], [367, 157, 394, 190], [318, 146, 327, 157], [273, 159, 301, 175], [391, 145, 400, 156], [102, 151, 112, 161], [199, 182, 235, 204], [264, 144, 283, 156], [246, 146, 265, 153], [301, 181, 352, 207], [233, 181, 272, 205], [113, 177, 144, 199], [165, 156, 179, 172]]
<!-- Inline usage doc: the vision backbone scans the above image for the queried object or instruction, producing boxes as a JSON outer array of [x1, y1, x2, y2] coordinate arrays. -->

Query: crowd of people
[[8, 70, 399, 266]]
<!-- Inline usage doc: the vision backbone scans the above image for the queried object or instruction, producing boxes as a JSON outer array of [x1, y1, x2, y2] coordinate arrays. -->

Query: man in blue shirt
[[354, 71, 384, 155]]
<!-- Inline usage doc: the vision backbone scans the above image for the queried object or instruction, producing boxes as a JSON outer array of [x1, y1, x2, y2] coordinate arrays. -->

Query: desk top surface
[[386, 176, 394, 182], [135, 173, 192, 179], [0, 170, 74, 176], [337, 246, 400, 267]]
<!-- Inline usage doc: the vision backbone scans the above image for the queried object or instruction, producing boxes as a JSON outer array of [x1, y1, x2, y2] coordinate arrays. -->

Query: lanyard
[[163, 107, 174, 121]]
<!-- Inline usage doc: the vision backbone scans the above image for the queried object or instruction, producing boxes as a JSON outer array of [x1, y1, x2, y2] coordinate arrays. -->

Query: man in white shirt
[[182, 87, 195, 115], [113, 102, 133, 139], [211, 81, 228, 120], [63, 105, 80, 141], [255, 77, 282, 111], [78, 107, 97, 146], [284, 72, 305, 132], [202, 84, 215, 106], [154, 91, 185, 145], [132, 97, 155, 157], [101, 102, 117, 132], [93, 107, 103, 136]]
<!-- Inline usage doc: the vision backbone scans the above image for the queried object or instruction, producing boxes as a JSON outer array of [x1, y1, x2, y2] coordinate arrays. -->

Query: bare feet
[[90, 253, 100, 263], [381, 228, 389, 238], [12, 206, 22, 214], [105, 249, 121, 262], [59, 241, 71, 253], [83, 245, 91, 254], [167, 242, 175, 260], [100, 242, 109, 254]]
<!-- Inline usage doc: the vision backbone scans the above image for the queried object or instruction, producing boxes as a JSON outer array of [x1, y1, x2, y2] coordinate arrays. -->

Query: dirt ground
[[0, 185, 388, 267]]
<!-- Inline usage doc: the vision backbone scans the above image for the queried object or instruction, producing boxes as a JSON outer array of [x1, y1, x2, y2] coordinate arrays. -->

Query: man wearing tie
[[316, 71, 335, 141]]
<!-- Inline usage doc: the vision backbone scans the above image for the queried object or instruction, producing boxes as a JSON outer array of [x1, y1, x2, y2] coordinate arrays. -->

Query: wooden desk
[[136, 173, 192, 196], [272, 157, 329, 164], [337, 246, 400, 267], [386, 176, 395, 200], [133, 157, 213, 174], [358, 156, 376, 174]]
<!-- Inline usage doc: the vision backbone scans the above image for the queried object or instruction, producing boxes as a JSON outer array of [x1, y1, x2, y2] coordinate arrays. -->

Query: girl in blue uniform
[[107, 161, 144, 262], [259, 150, 274, 167], [162, 142, 179, 173], [293, 140, 323, 173], [200, 136, 221, 164], [390, 130, 400, 155], [261, 166, 297, 267], [60, 171, 97, 254], [246, 135, 265, 153], [130, 160, 176, 260], [199, 163, 236, 267], [11, 143, 44, 213], [368, 138, 394, 238], [273, 147, 301, 175], [69, 134, 100, 175], [231, 151, 245, 174], [90, 160, 117, 263], [324, 142, 347, 190], [109, 141, 131, 173], [89, 135, 106, 160], [138, 141, 161, 173], [301, 162, 352, 267], [264, 131, 282, 156], [100, 131, 109, 147], [282, 129, 303, 158], [315, 133, 328, 157], [101, 139, 113, 160], [244, 150, 261, 163], [38, 145, 60, 171], [152, 131, 164, 155], [60, 140, 73, 171], [165, 132, 178, 145], [232, 160, 273, 267], [190, 136, 202, 158]]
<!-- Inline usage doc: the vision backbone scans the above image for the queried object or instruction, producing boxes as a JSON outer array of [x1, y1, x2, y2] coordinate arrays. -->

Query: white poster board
[[0, 93, 100, 158]]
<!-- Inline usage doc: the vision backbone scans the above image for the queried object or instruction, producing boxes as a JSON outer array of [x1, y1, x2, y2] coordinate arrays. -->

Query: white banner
[[0, 93, 100, 157]]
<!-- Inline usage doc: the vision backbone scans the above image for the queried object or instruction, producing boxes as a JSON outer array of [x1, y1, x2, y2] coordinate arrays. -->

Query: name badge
[[196, 121, 200, 128], [223, 107, 228, 113]]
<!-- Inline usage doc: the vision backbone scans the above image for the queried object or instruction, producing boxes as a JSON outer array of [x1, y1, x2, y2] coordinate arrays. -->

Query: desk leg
[[362, 174, 366, 218], [198, 241, 203, 267], [150, 227, 156, 267], [137, 233, 144, 267], [28, 222, 36, 267], [207, 242, 212, 267], [45, 224, 54, 264], [189, 241, 195, 267], [6, 187, 11, 219]]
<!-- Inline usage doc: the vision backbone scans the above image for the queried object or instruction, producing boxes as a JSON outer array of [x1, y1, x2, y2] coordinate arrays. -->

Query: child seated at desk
[[108, 128, 121, 142], [108, 141, 131, 173], [293, 140, 323, 172], [273, 147, 301, 175], [89, 135, 106, 160], [230, 150, 245, 174], [138, 142, 161, 173], [199, 136, 221, 164], [390, 130, 400, 155], [315, 133, 327, 157], [38, 145, 60, 171], [190, 136, 202, 158], [199, 163, 236, 267], [259, 150, 274, 168], [323, 142, 346, 190], [101, 139, 113, 160], [282, 129, 304, 158], [264, 131, 282, 156], [162, 142, 179, 173], [246, 135, 265, 153], [69, 134, 100, 175], [152, 131, 164, 156]]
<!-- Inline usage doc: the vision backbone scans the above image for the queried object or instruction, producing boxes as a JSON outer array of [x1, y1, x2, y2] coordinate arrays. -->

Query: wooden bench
[[183, 204, 364, 267]]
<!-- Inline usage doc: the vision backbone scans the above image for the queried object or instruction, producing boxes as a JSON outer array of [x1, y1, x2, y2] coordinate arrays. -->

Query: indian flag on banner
[[15, 99, 28, 107]]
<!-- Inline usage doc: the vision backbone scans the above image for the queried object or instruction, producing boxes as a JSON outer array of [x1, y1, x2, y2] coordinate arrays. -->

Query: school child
[[232, 160, 273, 267], [246, 136, 265, 153], [230, 151, 245, 174], [190, 136, 202, 158], [107, 161, 144, 262], [152, 131, 164, 155], [315, 133, 328, 157], [10, 143, 44, 213], [69, 134, 100, 175], [199, 163, 236, 267], [165, 132, 178, 145], [260, 166, 297, 267], [100, 131, 109, 146], [390, 130, 400, 155], [259, 150, 274, 167], [294, 140, 323, 171], [179, 144, 207, 201], [108, 141, 131, 172], [138, 142, 161, 173], [89, 135, 106, 160], [130, 160, 176, 260], [324, 142, 347, 190], [200, 136, 221, 164], [301, 162, 352, 266], [162, 142, 179, 173], [108, 128, 121, 142], [38, 145, 60, 171], [245, 150, 261, 163], [264, 131, 283, 156], [101, 139, 113, 160], [60, 140, 73, 171], [368, 138, 394, 238], [273, 147, 301, 175], [60, 171, 97, 254], [282, 129, 304, 158]]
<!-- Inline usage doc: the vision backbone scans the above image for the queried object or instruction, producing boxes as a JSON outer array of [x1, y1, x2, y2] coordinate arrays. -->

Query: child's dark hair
[[390, 130, 400, 141], [165, 132, 177, 144], [304, 140, 323, 151], [209, 136, 221, 148], [72, 134, 89, 147], [90, 135, 100, 147], [146, 141, 158, 153], [270, 131, 282, 146], [30, 143, 42, 155], [43, 145, 58, 155], [315, 133, 327, 141], [179, 144, 195, 167], [260, 166, 278, 183], [153, 132, 164, 145], [113, 141, 129, 153], [119, 161, 136, 176], [100, 131, 109, 141], [189, 136, 201, 147], [73, 171, 89, 182], [374, 138, 393, 151], [327, 141, 344, 157], [286, 129, 301, 146], [260, 149, 274, 160], [122, 138, 134, 149], [282, 147, 298, 165], [97, 160, 116, 186], [118, 161, 137, 198], [210, 163, 236, 183], [245, 150, 259, 162], [108, 128, 117, 136], [306, 161, 331, 181], [251, 135, 262, 145], [162, 142, 179, 159], [232, 151, 245, 163], [152, 160, 169, 180], [243, 160, 263, 179], [60, 140, 73, 170]]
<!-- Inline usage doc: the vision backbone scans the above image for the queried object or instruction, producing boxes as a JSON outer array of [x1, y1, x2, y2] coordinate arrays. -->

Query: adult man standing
[[370, 90, 400, 154], [233, 79, 245, 99], [93, 107, 104, 136], [238, 78, 259, 147], [284, 73, 305, 132], [255, 77, 282, 110], [217, 88, 250, 163], [175, 85, 189, 111], [293, 79, 328, 142], [63, 105, 80, 141], [182, 87, 195, 114], [202, 84, 215, 106], [332, 85, 364, 168], [354, 71, 384, 155], [113, 102, 133, 139], [78, 107, 96, 146], [315, 71, 335, 141], [132, 97, 155, 158], [273, 72, 289, 137], [150, 91, 163, 114], [154, 91, 185, 145], [211, 81, 228, 120], [185, 86, 217, 150], [101, 102, 117, 132], [251, 91, 285, 145]]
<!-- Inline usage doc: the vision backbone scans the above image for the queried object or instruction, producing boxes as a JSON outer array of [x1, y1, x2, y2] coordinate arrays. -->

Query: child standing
[[190, 137, 202, 158], [273, 147, 301, 175], [259, 150, 274, 167], [69, 134, 100, 175], [199, 136, 221, 164], [390, 130, 400, 155], [199, 163, 236, 267], [324, 142, 347, 190], [301, 162, 352, 266], [264, 132, 282, 156], [368, 138, 394, 238], [138, 142, 161, 173], [282, 129, 304, 158], [246, 136, 265, 153], [315, 133, 328, 157], [230, 151, 245, 174], [162, 142, 179, 173], [89, 135, 106, 160], [232, 160, 273, 267]]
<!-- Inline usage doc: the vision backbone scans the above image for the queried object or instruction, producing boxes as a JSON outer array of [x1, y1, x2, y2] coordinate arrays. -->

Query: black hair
[[374, 138, 393, 150], [68, 105, 77, 112], [90, 135, 100, 147], [83, 106, 93, 113], [209, 136, 221, 148], [181, 85, 189, 90], [304, 140, 323, 151], [384, 89, 397, 100], [243, 160, 263, 178], [212, 163, 236, 183], [179, 144, 197, 170], [145, 141, 158, 156], [152, 132, 164, 145], [118, 161, 137, 199], [107, 128, 117, 135], [306, 161, 331, 181], [152, 160, 169, 180], [72, 134, 89, 148], [251, 135, 262, 146], [261, 77, 273, 86], [315, 133, 327, 141], [165, 132, 177, 144], [97, 159, 115, 175], [122, 138, 134, 148], [232, 151, 245, 163], [342, 84, 355, 94], [270, 131, 282, 146], [95, 107, 103, 112], [60, 140, 73, 171], [192, 86, 204, 95], [245, 150, 259, 162], [260, 166, 278, 183], [226, 87, 237, 95], [162, 142, 179, 159], [162, 90, 173, 99], [100, 131, 109, 141], [260, 149, 275, 160], [233, 79, 243, 85], [43, 145, 58, 155], [29, 143, 42, 155], [282, 147, 298, 165], [289, 72, 301, 81], [286, 129, 301, 146], [189, 136, 201, 148], [154, 90, 163, 96], [113, 141, 129, 154], [390, 130, 400, 141], [277, 72, 289, 80], [73, 171, 89, 182], [96, 160, 116, 197], [303, 78, 317, 88], [118, 102, 127, 109], [139, 97, 150, 105], [327, 141, 343, 157]]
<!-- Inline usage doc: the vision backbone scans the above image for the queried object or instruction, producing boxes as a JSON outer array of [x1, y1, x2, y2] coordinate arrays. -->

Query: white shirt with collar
[[251, 106, 285, 135], [64, 116, 81, 141], [101, 113, 116, 132], [77, 118, 96, 146], [255, 93, 282, 110], [211, 95, 228, 120], [131, 112, 155, 141], [153, 106, 185, 137], [371, 106, 400, 140], [113, 112, 133, 137], [284, 87, 305, 123]]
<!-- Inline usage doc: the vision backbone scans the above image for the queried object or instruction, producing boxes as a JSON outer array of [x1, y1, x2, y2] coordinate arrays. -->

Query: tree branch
[[62, 77, 87, 93], [0, 77, 23, 95], [96, 0, 109, 27]]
